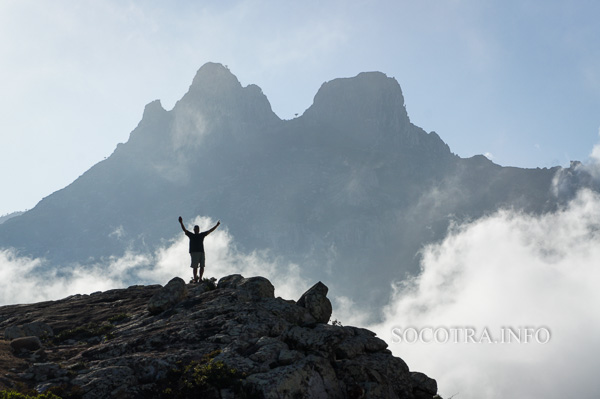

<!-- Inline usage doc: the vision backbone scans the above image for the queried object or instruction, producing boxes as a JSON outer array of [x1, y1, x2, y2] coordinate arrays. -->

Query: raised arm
[[178, 216, 189, 233], [205, 220, 221, 235]]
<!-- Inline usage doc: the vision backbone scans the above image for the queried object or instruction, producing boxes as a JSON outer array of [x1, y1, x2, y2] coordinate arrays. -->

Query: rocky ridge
[[0, 275, 440, 399]]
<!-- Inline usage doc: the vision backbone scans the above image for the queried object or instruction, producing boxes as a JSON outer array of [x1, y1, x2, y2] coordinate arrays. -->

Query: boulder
[[238, 276, 275, 299], [297, 281, 332, 323], [218, 274, 244, 289], [23, 321, 54, 338], [148, 277, 188, 315], [244, 355, 342, 399], [4, 321, 53, 341], [10, 336, 42, 353], [4, 325, 25, 340], [411, 371, 438, 396]]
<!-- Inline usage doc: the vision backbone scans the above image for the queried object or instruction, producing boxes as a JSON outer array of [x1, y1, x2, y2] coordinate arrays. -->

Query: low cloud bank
[[371, 188, 600, 399], [0, 216, 309, 306]]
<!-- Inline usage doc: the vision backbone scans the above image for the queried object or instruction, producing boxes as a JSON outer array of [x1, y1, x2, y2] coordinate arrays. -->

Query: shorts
[[190, 252, 206, 268]]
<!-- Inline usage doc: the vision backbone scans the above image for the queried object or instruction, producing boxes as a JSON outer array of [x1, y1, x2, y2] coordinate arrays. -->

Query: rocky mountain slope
[[0, 212, 23, 225], [0, 62, 589, 310], [0, 275, 440, 399]]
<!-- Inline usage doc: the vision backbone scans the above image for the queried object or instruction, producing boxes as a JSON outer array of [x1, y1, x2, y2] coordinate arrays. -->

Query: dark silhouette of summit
[[0, 63, 590, 311]]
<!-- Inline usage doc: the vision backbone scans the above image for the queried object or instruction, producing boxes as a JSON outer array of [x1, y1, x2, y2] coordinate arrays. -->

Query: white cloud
[[370, 189, 600, 399], [0, 217, 309, 306], [0, 249, 147, 305]]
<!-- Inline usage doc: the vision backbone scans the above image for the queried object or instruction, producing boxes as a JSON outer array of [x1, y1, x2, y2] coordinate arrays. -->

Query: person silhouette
[[178, 216, 220, 283]]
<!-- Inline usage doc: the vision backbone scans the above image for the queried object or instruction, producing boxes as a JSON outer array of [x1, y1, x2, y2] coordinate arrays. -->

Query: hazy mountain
[[0, 63, 588, 310], [0, 212, 23, 225]]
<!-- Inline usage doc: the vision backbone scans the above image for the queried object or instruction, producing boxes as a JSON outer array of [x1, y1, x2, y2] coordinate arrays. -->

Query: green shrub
[[202, 278, 217, 291], [107, 313, 130, 324], [44, 384, 83, 399], [0, 390, 62, 399], [183, 360, 240, 390], [148, 350, 248, 398], [53, 322, 114, 343]]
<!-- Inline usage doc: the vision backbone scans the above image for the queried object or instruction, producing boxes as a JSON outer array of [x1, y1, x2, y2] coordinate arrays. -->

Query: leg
[[198, 252, 206, 281], [190, 253, 200, 283]]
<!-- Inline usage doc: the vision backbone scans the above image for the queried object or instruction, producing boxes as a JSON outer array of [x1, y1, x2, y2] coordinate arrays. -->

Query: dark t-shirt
[[185, 231, 209, 253]]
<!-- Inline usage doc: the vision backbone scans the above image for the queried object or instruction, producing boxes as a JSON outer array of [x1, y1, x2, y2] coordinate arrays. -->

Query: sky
[[1, 0, 600, 216]]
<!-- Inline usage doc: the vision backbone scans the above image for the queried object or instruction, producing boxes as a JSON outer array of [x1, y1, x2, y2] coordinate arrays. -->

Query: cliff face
[[0, 276, 440, 399]]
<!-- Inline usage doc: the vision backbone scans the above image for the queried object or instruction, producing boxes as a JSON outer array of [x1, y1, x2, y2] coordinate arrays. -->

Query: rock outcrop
[[0, 275, 441, 398], [296, 281, 332, 324], [147, 276, 188, 315]]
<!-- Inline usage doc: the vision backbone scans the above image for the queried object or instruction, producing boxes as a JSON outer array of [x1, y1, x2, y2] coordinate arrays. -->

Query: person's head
[[194, 225, 200, 234]]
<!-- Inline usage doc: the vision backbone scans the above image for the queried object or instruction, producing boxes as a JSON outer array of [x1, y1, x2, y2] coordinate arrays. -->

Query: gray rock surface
[[4, 322, 53, 341], [4, 325, 25, 340], [0, 275, 441, 398], [22, 321, 54, 338], [411, 371, 438, 395], [147, 276, 188, 315], [297, 281, 332, 324]]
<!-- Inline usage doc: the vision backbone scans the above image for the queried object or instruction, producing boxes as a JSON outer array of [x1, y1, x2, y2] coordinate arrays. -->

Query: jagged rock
[[335, 353, 414, 398], [335, 328, 389, 359], [218, 274, 245, 289], [10, 336, 42, 353], [244, 355, 341, 398], [0, 275, 440, 398], [297, 281, 332, 323], [73, 365, 137, 399], [277, 349, 304, 366], [411, 371, 438, 397], [147, 276, 188, 315], [238, 276, 275, 299], [27, 362, 68, 382]]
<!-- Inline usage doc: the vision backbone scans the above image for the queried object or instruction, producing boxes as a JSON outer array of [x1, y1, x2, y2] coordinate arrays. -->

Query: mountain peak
[[142, 99, 166, 119], [304, 71, 409, 129], [175, 63, 278, 135], [189, 62, 242, 94]]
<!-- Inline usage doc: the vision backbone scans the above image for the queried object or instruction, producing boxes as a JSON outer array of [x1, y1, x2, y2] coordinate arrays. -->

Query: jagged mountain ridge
[[0, 63, 573, 308]]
